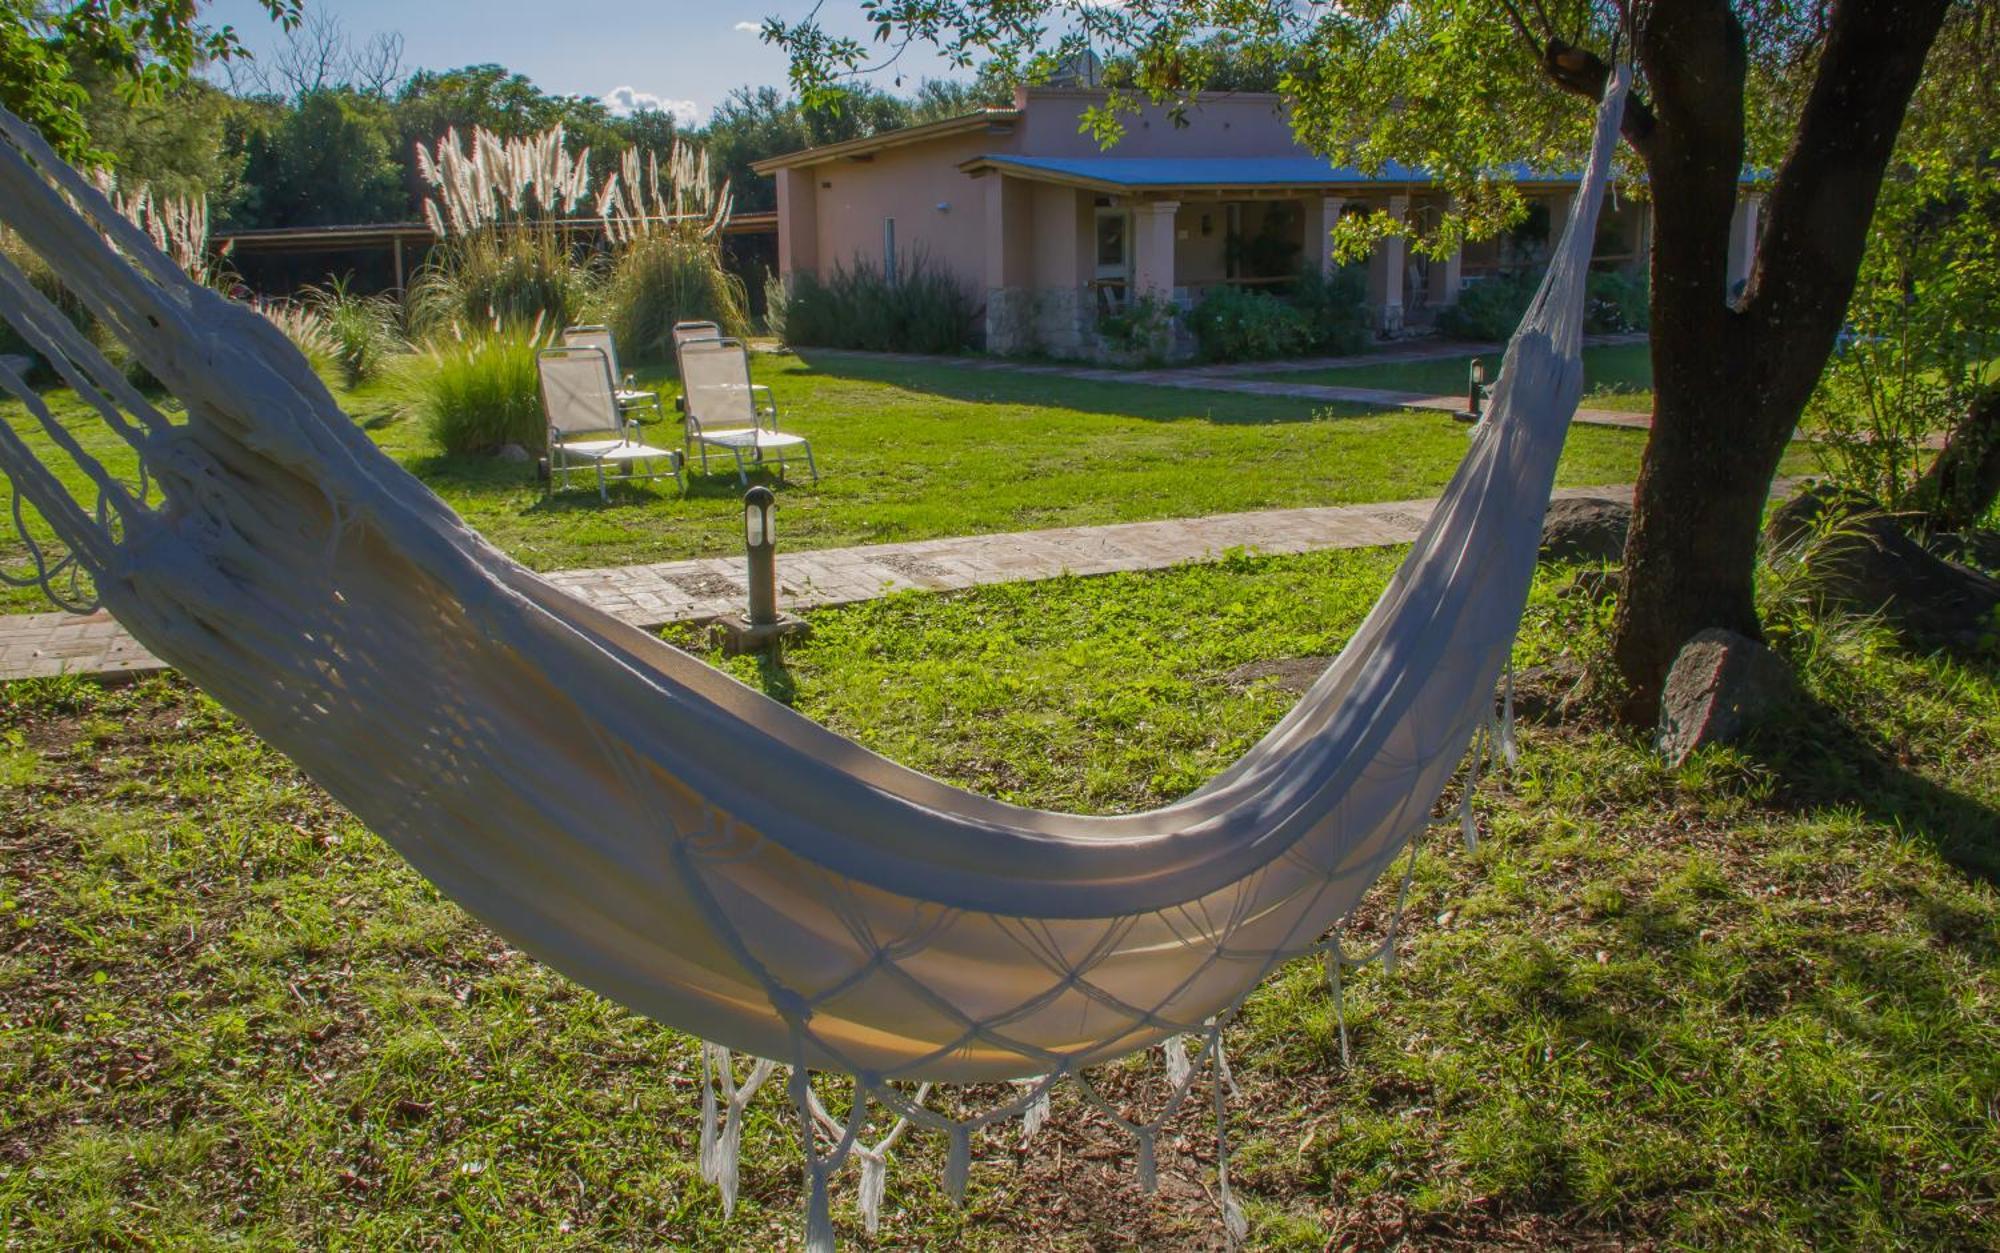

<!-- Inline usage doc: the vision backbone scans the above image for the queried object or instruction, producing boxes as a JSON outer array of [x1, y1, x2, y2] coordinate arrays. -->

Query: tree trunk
[[1910, 385, 2000, 533], [1604, 0, 1953, 722]]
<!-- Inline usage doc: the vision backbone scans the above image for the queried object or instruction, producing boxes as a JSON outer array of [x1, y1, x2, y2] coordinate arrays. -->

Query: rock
[[1930, 529, 2000, 577], [1510, 655, 1587, 724], [1540, 496, 1631, 564], [1767, 486, 2000, 650], [1656, 628, 1801, 766], [0, 353, 34, 377], [495, 443, 532, 464]]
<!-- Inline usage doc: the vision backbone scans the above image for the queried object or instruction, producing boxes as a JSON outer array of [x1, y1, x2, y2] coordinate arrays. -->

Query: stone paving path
[[790, 332, 1656, 432], [0, 484, 1636, 682]]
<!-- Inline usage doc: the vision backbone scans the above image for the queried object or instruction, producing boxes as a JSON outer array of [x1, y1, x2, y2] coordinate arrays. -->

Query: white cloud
[[601, 86, 700, 127], [733, 21, 762, 33]]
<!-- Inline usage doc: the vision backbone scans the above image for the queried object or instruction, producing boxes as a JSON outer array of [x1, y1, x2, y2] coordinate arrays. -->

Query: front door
[[1093, 207, 1130, 315]]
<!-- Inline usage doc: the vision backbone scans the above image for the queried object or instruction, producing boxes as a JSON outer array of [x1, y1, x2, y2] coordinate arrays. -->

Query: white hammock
[[0, 69, 1628, 1244]]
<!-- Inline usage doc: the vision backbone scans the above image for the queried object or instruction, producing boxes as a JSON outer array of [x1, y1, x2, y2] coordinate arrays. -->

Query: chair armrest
[[750, 384, 779, 429]]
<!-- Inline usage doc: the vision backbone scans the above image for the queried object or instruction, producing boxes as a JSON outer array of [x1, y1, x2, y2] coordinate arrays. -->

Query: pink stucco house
[[755, 84, 1765, 357]]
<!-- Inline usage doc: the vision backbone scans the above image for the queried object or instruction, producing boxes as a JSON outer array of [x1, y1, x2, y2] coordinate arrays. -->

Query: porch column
[[1303, 195, 1347, 277], [1439, 195, 1463, 305], [775, 167, 819, 287], [984, 174, 1034, 353], [1727, 192, 1763, 295], [1366, 193, 1408, 333], [1131, 199, 1180, 303]]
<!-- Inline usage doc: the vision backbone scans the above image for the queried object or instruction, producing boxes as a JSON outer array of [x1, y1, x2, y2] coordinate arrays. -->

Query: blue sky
[[202, 0, 972, 126]]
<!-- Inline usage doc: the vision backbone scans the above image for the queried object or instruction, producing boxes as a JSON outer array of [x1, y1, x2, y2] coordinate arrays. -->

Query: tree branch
[[1541, 37, 1657, 163]]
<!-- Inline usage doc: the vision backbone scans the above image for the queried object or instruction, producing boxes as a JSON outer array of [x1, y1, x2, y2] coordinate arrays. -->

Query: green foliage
[[1585, 269, 1650, 334], [305, 276, 402, 389], [231, 89, 407, 229], [779, 254, 977, 354], [409, 325, 547, 455], [0, 0, 298, 163], [605, 232, 750, 365], [1808, 160, 2000, 512], [702, 85, 918, 213], [1288, 264, 1371, 355], [1187, 285, 1310, 362], [409, 232, 597, 339], [1437, 270, 1539, 343]]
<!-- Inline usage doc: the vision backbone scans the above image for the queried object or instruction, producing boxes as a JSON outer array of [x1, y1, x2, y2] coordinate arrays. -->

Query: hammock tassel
[[855, 1147, 888, 1236], [804, 1163, 835, 1253], [1164, 1034, 1192, 1091], [1500, 660, 1520, 769], [944, 1124, 972, 1203], [1325, 945, 1352, 1068], [1212, 1040, 1247, 1248], [1133, 1127, 1159, 1194], [1018, 1081, 1052, 1145]]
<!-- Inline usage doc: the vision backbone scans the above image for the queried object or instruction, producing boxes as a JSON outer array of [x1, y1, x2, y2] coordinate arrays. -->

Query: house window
[[883, 218, 897, 284]]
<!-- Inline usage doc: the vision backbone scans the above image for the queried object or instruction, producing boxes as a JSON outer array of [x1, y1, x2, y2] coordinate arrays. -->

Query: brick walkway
[[788, 332, 1655, 432], [0, 484, 1635, 682]]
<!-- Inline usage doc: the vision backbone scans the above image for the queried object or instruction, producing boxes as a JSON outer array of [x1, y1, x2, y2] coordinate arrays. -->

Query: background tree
[[701, 84, 918, 212], [774, 0, 1966, 718], [0, 0, 299, 161], [233, 88, 404, 227]]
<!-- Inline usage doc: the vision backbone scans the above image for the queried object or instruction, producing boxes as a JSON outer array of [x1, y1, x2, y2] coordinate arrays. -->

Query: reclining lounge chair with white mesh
[[559, 324, 664, 427], [673, 333, 817, 486], [537, 345, 684, 501]]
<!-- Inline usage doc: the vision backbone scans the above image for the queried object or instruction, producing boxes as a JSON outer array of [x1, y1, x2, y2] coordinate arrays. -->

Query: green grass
[[3, 549, 1995, 1247], [1, 350, 1668, 615], [1276, 343, 1657, 411]]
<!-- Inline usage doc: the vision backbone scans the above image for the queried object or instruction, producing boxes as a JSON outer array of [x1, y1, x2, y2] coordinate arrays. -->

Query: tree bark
[[1911, 385, 2000, 533], [1599, 0, 1952, 721]]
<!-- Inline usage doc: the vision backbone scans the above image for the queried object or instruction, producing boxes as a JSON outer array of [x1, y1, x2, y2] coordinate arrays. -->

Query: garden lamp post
[[744, 485, 777, 626], [1457, 358, 1489, 423], [714, 485, 809, 655]]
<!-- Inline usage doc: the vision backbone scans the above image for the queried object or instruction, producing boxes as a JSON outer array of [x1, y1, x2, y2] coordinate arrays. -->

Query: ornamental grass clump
[[307, 275, 403, 388], [410, 317, 548, 455], [410, 124, 738, 352], [598, 144, 746, 360]]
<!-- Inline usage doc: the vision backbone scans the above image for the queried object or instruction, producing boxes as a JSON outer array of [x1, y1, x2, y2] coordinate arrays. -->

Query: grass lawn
[[1, 350, 1673, 615], [3, 549, 1995, 1247], [1275, 343, 1658, 412]]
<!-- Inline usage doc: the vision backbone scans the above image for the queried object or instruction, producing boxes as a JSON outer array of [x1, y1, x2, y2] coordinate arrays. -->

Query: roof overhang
[[750, 108, 1022, 174]]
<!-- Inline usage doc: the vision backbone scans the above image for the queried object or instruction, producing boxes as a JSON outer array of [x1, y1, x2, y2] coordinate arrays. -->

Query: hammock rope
[[0, 64, 1630, 1245]]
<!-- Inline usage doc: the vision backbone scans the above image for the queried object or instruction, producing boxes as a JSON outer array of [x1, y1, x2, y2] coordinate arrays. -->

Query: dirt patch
[[1222, 656, 1332, 695]]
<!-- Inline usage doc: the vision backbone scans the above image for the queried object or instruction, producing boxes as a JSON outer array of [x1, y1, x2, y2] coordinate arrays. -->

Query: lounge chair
[[537, 345, 683, 501], [559, 324, 663, 426], [673, 335, 817, 486]]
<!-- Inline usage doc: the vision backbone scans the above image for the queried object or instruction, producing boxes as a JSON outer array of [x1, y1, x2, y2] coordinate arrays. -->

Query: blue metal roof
[[965, 154, 1570, 189]]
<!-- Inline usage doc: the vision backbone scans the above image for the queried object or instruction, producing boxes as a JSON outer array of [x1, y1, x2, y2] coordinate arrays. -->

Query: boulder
[[0, 353, 33, 377], [495, 443, 533, 464], [1540, 496, 1631, 564], [1767, 486, 2000, 650], [1656, 628, 1801, 766]]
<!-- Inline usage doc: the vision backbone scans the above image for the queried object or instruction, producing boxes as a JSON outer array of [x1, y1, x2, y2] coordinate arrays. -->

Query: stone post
[[1366, 194, 1409, 333]]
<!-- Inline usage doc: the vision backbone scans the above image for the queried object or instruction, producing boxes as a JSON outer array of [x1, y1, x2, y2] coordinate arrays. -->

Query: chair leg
[[733, 447, 749, 487], [805, 443, 818, 484], [595, 461, 607, 502]]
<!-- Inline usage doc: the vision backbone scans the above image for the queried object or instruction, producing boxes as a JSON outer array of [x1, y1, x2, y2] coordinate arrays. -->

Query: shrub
[[780, 253, 977, 354], [306, 275, 403, 388], [1290, 263, 1371, 355], [1186, 285, 1311, 362], [605, 230, 750, 364], [763, 270, 789, 341], [1586, 269, 1651, 333], [1436, 269, 1538, 342], [410, 322, 548, 455], [1095, 294, 1178, 365], [408, 231, 597, 339]]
